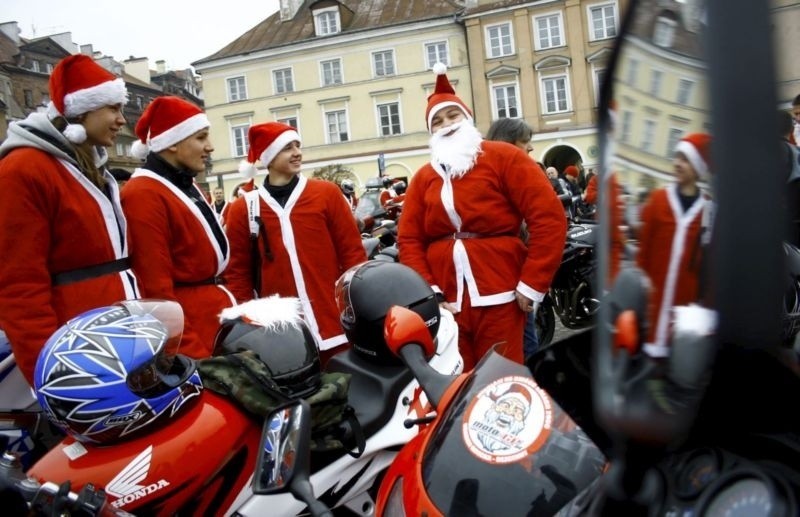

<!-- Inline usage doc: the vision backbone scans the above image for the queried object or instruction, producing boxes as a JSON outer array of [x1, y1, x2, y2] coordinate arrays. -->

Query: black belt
[[174, 277, 226, 288], [52, 258, 132, 286]]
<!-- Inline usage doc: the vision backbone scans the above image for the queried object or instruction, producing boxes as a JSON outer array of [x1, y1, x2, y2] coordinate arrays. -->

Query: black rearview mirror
[[253, 399, 310, 495]]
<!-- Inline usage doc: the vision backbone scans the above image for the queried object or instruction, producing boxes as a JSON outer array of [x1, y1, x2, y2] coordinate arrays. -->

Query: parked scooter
[[24, 275, 462, 515]]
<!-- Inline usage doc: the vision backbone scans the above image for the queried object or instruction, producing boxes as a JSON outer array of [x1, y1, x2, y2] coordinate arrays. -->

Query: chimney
[[279, 0, 304, 22], [156, 60, 167, 74], [0, 22, 21, 45], [123, 56, 151, 84]]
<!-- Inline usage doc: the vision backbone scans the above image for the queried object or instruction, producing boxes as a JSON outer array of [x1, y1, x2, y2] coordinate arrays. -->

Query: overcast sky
[[3, 0, 281, 70]]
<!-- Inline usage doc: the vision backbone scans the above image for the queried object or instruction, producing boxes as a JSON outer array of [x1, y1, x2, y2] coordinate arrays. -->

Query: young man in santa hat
[[121, 95, 235, 358], [398, 64, 567, 370], [636, 132, 713, 357], [224, 122, 366, 364], [0, 54, 140, 384]]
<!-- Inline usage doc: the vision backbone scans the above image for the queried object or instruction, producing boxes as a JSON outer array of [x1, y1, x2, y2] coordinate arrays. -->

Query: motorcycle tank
[[28, 391, 260, 515], [566, 223, 597, 246], [420, 350, 606, 515]]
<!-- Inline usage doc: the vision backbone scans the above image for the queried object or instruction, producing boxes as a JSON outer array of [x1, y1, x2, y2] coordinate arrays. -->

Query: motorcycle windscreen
[[420, 349, 606, 516]]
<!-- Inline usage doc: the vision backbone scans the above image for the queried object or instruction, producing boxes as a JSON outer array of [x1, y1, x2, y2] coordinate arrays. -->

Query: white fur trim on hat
[[675, 140, 709, 180], [258, 129, 301, 168], [239, 159, 259, 179], [219, 295, 303, 330], [62, 78, 128, 118], [148, 113, 210, 153], [427, 101, 473, 133]]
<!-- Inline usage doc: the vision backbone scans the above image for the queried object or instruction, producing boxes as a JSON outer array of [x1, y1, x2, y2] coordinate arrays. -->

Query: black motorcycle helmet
[[335, 261, 440, 365], [393, 180, 407, 195], [213, 297, 321, 399]]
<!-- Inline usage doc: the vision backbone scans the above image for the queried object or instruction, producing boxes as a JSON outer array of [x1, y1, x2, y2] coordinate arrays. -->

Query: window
[[273, 68, 294, 94], [626, 58, 639, 87], [45, 63, 53, 74], [136, 95, 144, 110], [541, 76, 569, 114], [486, 23, 513, 58], [320, 59, 342, 86], [277, 116, 298, 129], [654, 17, 676, 48], [593, 68, 606, 105], [534, 14, 563, 50], [227, 76, 247, 102], [676, 79, 694, 105], [642, 119, 656, 153], [31, 60, 40, 73], [649, 69, 663, 97], [314, 8, 340, 36], [325, 110, 349, 143], [372, 50, 395, 77], [23, 89, 33, 107], [377, 103, 401, 136], [493, 84, 520, 118], [620, 110, 633, 144], [231, 124, 250, 157], [666, 128, 684, 157], [425, 41, 449, 69], [589, 3, 617, 40], [115, 142, 131, 157]]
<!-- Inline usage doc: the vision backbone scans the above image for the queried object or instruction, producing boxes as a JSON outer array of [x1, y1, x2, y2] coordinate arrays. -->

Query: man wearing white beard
[[398, 64, 567, 370]]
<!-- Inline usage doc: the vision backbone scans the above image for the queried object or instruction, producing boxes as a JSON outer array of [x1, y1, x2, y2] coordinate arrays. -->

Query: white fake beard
[[429, 121, 483, 179]]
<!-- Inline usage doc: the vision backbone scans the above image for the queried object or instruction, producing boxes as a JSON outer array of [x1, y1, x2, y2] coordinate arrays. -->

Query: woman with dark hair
[[0, 55, 139, 384]]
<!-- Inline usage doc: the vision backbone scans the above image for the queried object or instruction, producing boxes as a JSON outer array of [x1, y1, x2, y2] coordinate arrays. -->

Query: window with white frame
[[649, 69, 663, 97], [620, 110, 633, 143], [541, 75, 570, 114], [486, 23, 513, 58], [666, 128, 684, 157], [325, 110, 349, 143], [320, 59, 342, 86], [642, 119, 656, 153], [653, 17, 676, 48], [593, 68, 606, 106], [227, 76, 247, 102], [273, 68, 294, 94], [626, 57, 639, 86], [45, 62, 54, 74], [31, 60, 40, 73], [425, 41, 449, 69], [372, 50, 396, 77], [314, 8, 340, 36], [377, 102, 402, 136], [534, 13, 563, 50], [231, 124, 250, 157], [493, 84, 520, 119], [277, 116, 298, 129], [589, 3, 617, 41], [676, 78, 694, 105]]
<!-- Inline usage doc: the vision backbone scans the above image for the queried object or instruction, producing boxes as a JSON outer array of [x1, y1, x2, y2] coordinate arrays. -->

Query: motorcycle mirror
[[253, 400, 310, 495], [383, 305, 437, 359]]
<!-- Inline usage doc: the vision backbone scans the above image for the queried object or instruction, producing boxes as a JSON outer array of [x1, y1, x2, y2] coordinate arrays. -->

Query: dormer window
[[653, 16, 677, 48], [314, 6, 340, 36]]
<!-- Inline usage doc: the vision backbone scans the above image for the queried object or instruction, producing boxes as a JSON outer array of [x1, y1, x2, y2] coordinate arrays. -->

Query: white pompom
[[130, 140, 149, 160], [219, 295, 303, 331], [432, 62, 447, 75], [239, 159, 258, 179], [63, 123, 87, 144]]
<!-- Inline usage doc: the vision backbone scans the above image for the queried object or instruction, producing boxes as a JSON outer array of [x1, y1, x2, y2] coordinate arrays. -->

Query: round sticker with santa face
[[462, 375, 552, 464]]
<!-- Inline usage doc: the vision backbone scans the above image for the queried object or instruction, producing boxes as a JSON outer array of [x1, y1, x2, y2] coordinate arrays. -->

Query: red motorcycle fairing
[[28, 390, 261, 515], [377, 350, 606, 516]]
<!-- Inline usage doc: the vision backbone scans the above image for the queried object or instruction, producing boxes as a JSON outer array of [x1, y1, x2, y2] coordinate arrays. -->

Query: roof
[[194, 0, 462, 65], [0, 30, 19, 65]]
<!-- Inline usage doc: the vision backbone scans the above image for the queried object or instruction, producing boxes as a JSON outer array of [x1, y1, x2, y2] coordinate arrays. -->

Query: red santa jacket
[[224, 176, 367, 351], [0, 148, 140, 384], [584, 172, 626, 282], [398, 141, 567, 311], [121, 170, 235, 358], [636, 185, 711, 356]]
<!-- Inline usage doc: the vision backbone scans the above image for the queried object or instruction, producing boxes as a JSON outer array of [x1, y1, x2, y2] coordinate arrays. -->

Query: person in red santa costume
[[224, 122, 367, 365], [0, 54, 140, 385], [398, 63, 567, 370], [636, 132, 714, 357], [122, 96, 235, 358]]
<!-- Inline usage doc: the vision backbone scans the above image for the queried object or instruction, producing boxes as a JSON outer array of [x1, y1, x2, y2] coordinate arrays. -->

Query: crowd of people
[[0, 53, 746, 391]]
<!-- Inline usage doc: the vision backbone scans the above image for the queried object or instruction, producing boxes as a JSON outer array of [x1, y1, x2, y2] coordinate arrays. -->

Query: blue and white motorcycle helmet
[[33, 299, 202, 444]]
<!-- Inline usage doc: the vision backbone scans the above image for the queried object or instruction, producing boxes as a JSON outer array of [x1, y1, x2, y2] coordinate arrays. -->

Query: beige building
[[462, 0, 624, 174], [192, 0, 469, 195]]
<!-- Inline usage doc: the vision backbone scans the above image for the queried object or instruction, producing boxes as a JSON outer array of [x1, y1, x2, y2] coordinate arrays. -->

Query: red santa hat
[[46, 54, 128, 144], [564, 165, 580, 178], [425, 63, 473, 132], [239, 122, 301, 179], [675, 133, 712, 181], [131, 96, 209, 160]]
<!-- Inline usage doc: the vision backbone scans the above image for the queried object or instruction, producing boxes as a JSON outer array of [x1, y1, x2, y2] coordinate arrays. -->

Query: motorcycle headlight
[[383, 476, 405, 517]]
